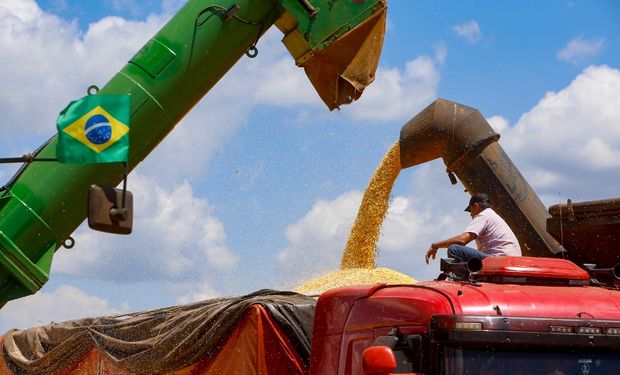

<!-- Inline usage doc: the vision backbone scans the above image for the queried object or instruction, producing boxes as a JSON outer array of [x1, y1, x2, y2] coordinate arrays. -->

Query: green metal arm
[[0, 0, 386, 306]]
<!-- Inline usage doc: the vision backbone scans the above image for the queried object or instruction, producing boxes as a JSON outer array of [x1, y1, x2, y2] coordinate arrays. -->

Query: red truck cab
[[309, 257, 620, 375]]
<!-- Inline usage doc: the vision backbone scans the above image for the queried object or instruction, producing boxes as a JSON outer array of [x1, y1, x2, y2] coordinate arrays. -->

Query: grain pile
[[293, 267, 415, 295], [294, 142, 416, 295]]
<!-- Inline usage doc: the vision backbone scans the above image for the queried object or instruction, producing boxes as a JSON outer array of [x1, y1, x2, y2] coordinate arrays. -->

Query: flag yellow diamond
[[62, 105, 129, 153]]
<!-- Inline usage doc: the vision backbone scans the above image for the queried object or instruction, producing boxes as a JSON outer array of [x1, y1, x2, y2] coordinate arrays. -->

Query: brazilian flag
[[56, 94, 130, 164]]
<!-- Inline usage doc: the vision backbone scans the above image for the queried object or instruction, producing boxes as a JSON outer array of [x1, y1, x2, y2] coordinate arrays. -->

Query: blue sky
[[0, 0, 619, 330]]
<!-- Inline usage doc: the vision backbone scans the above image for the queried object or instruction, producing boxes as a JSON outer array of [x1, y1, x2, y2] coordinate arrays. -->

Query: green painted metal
[[0, 0, 385, 307], [279, 0, 386, 51]]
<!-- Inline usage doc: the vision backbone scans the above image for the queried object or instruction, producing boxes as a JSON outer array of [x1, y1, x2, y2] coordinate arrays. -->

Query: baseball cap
[[465, 193, 491, 212]]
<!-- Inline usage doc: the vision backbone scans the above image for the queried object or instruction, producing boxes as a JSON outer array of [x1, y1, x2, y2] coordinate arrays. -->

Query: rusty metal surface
[[549, 198, 620, 218], [547, 199, 620, 266], [399, 99, 566, 257], [300, 2, 386, 110]]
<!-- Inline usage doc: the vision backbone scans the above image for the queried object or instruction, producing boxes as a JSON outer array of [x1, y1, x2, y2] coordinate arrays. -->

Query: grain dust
[[294, 142, 416, 295]]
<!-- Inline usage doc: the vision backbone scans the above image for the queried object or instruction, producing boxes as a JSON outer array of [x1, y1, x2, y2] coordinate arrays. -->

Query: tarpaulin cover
[[1, 290, 316, 375]]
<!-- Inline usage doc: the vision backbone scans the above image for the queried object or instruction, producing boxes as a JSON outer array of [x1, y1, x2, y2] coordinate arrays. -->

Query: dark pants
[[447, 244, 487, 262]]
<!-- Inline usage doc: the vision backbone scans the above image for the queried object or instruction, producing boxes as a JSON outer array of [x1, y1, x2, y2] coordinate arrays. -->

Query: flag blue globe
[[84, 114, 112, 145]]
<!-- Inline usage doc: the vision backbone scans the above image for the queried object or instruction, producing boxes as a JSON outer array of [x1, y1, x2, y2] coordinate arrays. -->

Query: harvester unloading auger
[[398, 98, 620, 267], [0, 0, 388, 306]]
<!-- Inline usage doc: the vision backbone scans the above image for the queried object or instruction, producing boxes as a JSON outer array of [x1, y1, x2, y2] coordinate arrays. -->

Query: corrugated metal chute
[[398, 99, 566, 257]]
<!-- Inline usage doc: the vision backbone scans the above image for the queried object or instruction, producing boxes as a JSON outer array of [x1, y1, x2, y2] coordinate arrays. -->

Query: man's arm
[[475, 238, 483, 251], [425, 232, 477, 264]]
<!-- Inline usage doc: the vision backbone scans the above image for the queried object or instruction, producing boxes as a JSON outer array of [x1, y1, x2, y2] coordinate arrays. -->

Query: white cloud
[[0, 285, 119, 330], [343, 55, 441, 122], [52, 172, 237, 282], [452, 20, 482, 44], [522, 168, 564, 190], [135, 29, 321, 182], [109, 0, 141, 16], [504, 66, 620, 169], [377, 196, 430, 251], [170, 281, 220, 305], [578, 137, 620, 169], [487, 115, 510, 133], [434, 41, 448, 65], [502, 65, 620, 196], [557, 36, 604, 64], [161, 0, 186, 15], [0, 0, 165, 139], [276, 191, 361, 286], [38, 0, 70, 13], [218, 31, 444, 121], [243, 37, 321, 107]]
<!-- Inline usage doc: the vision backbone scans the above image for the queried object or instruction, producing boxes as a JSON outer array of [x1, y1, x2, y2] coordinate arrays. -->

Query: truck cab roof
[[313, 257, 620, 338]]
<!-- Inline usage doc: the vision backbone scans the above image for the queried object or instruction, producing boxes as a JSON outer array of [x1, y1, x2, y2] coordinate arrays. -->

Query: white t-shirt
[[464, 208, 521, 256]]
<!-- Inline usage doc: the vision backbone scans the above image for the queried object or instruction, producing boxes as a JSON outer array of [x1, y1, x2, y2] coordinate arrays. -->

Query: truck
[[332, 99, 620, 375], [2, 99, 620, 374]]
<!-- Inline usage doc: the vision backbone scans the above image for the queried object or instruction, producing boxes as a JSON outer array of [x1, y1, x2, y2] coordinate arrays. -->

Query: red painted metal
[[433, 314, 620, 334], [309, 257, 620, 374], [310, 285, 375, 375], [418, 280, 620, 319], [361, 346, 396, 375], [310, 285, 453, 374], [477, 256, 590, 280]]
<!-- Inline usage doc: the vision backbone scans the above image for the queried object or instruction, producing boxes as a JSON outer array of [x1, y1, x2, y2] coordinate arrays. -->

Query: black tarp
[[2, 290, 316, 375]]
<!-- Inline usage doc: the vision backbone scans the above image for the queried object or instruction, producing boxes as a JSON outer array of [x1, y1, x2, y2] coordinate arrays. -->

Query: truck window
[[442, 346, 620, 375], [392, 335, 423, 373]]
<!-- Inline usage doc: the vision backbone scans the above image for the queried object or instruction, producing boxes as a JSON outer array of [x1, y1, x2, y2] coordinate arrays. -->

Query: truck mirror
[[88, 185, 133, 234], [362, 346, 397, 375]]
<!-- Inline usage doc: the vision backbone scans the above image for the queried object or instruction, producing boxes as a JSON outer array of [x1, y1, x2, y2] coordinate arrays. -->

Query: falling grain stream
[[295, 142, 416, 294]]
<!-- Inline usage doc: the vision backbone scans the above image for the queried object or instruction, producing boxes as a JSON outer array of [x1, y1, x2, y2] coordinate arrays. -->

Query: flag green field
[[56, 94, 130, 164]]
